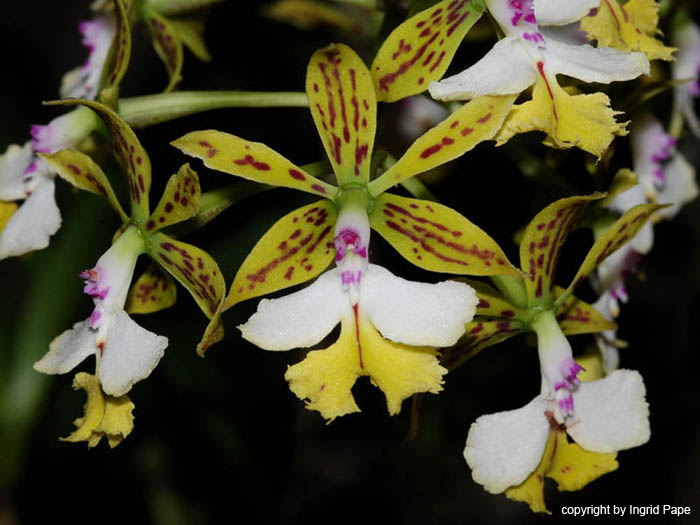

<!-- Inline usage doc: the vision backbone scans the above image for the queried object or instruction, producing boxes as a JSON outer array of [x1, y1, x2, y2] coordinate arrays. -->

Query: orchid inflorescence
[[1, 0, 698, 514]]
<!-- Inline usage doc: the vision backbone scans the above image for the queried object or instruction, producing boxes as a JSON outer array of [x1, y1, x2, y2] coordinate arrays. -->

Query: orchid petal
[[149, 232, 226, 319], [239, 269, 348, 351], [171, 130, 337, 199], [102, 0, 132, 94], [465, 396, 550, 494], [429, 37, 536, 101], [307, 43, 376, 184], [566, 369, 650, 452], [534, 0, 601, 27], [495, 72, 628, 158], [169, 18, 211, 62], [225, 200, 337, 309], [371, 0, 485, 102], [0, 142, 33, 201], [144, 8, 184, 92], [361, 264, 477, 347], [555, 288, 617, 335], [565, 202, 664, 295], [0, 178, 61, 260], [48, 99, 152, 221], [548, 431, 619, 490], [443, 318, 525, 369], [656, 153, 699, 219], [369, 95, 516, 196], [369, 193, 519, 277], [520, 195, 600, 306], [145, 163, 200, 232], [125, 262, 177, 314], [359, 315, 445, 416], [98, 309, 168, 397], [39, 149, 128, 223], [285, 316, 361, 421], [580, 0, 675, 61], [544, 38, 649, 83], [33, 319, 95, 375]]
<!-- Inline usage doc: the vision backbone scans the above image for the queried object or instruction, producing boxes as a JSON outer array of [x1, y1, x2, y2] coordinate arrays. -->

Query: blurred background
[[1, 1, 699, 523]]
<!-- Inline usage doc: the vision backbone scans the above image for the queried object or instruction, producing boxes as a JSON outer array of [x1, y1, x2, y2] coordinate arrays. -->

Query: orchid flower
[[428, 0, 650, 158], [581, 0, 676, 61], [438, 195, 657, 512], [33, 99, 225, 443], [173, 43, 524, 418], [0, 1, 132, 260], [672, 17, 700, 138]]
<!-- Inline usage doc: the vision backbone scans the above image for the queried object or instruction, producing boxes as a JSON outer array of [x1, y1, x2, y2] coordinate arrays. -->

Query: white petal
[[545, 39, 649, 83], [429, 37, 536, 101], [677, 92, 700, 138], [98, 309, 168, 396], [0, 178, 61, 260], [656, 153, 699, 219], [0, 142, 33, 200], [567, 369, 650, 453], [534, 0, 601, 26], [360, 264, 477, 347], [238, 269, 349, 351], [33, 319, 95, 375], [464, 396, 550, 494], [672, 20, 700, 85], [608, 183, 646, 215]]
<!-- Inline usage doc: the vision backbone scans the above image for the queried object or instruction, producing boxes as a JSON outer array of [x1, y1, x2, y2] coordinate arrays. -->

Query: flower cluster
[[2, 0, 698, 515]]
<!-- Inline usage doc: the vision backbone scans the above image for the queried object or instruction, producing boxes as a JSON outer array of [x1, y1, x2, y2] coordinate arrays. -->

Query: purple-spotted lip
[[80, 267, 110, 300], [30, 125, 52, 153], [509, 0, 537, 27], [334, 228, 368, 262]]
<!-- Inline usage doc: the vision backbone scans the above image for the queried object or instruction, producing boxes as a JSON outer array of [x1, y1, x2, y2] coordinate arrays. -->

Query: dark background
[[1, 1, 699, 523]]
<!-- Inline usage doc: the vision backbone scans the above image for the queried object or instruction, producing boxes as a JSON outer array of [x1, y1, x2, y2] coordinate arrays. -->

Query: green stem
[[400, 177, 438, 202], [119, 91, 309, 128], [490, 274, 528, 309]]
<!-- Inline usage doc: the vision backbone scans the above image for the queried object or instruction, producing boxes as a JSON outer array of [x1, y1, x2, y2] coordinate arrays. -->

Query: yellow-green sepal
[[225, 200, 337, 309], [520, 194, 603, 307], [559, 202, 666, 301], [306, 43, 376, 185], [146, 163, 200, 233], [171, 130, 337, 199], [169, 18, 211, 61], [369, 193, 520, 277], [371, 0, 486, 102], [99, 0, 132, 106], [442, 318, 525, 370], [368, 95, 516, 196], [457, 278, 527, 319], [142, 7, 184, 92], [125, 262, 178, 314], [148, 232, 225, 319], [38, 150, 128, 223], [46, 98, 152, 222], [554, 287, 617, 335]]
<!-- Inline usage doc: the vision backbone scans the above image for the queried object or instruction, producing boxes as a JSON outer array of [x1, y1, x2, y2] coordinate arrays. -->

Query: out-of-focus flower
[[673, 18, 700, 137]]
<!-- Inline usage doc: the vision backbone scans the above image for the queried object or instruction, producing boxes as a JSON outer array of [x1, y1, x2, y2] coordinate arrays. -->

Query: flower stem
[[119, 91, 309, 128], [491, 274, 528, 309]]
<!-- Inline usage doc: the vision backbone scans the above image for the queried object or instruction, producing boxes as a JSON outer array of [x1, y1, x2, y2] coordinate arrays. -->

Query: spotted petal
[[0, 178, 62, 260], [465, 396, 550, 494], [143, 8, 184, 92], [566, 369, 650, 453], [443, 318, 525, 370], [225, 200, 337, 309], [360, 264, 477, 347], [370, 193, 520, 277], [39, 149, 128, 222], [555, 289, 616, 335], [47, 99, 152, 221], [520, 195, 600, 306], [125, 262, 177, 314], [239, 268, 348, 351], [102, 0, 132, 94], [372, 0, 486, 102], [145, 163, 200, 232], [307, 43, 376, 184], [172, 130, 337, 198], [563, 202, 664, 295], [369, 95, 516, 196], [149, 232, 225, 319]]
